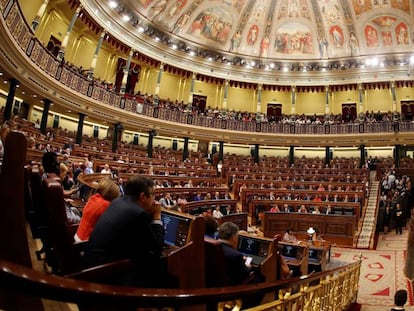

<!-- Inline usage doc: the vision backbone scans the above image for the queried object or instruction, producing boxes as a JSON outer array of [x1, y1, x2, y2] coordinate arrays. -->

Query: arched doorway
[[267, 103, 282, 122]]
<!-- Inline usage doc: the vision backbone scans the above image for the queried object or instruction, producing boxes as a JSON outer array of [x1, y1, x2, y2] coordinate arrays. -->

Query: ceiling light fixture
[[108, 1, 118, 8]]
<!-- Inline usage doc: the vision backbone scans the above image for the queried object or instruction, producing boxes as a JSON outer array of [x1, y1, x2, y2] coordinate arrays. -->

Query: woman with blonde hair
[[75, 177, 120, 242]]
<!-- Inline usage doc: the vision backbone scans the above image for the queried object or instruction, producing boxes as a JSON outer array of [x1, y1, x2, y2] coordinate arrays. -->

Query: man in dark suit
[[84, 175, 166, 287], [218, 222, 264, 307], [218, 222, 252, 285]]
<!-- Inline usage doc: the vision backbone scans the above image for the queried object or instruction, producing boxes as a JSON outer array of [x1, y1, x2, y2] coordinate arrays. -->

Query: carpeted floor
[[329, 228, 414, 311]]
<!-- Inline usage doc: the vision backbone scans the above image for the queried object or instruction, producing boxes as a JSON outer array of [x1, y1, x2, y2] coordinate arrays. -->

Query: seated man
[[218, 222, 265, 307], [159, 192, 177, 209], [218, 222, 258, 285], [84, 175, 167, 288]]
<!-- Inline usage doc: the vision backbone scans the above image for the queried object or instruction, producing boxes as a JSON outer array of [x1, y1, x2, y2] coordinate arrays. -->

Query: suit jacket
[[85, 195, 164, 287], [221, 242, 251, 285]]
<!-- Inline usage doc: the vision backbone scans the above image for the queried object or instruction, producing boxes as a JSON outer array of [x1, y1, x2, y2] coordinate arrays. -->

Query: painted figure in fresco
[[168, 0, 187, 17], [190, 17, 202, 36], [382, 31, 393, 46], [217, 22, 231, 43], [330, 26, 344, 48], [173, 10, 191, 34], [318, 35, 329, 58], [396, 24, 409, 45], [148, 0, 168, 21], [247, 25, 259, 45], [230, 29, 242, 51], [349, 31, 359, 56], [260, 35, 270, 57], [365, 26, 379, 47]]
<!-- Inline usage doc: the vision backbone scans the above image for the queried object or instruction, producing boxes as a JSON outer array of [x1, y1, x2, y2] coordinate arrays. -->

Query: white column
[[58, 6, 81, 60], [291, 86, 296, 114], [120, 49, 134, 94], [257, 83, 262, 113], [31, 0, 49, 31], [223, 79, 229, 109], [88, 31, 106, 80]]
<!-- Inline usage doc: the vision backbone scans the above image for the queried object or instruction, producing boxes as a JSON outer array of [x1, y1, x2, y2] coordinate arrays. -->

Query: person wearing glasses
[[84, 175, 166, 287]]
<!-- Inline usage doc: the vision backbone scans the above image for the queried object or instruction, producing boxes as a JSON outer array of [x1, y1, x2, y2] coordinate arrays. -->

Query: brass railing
[[0, 257, 361, 310]]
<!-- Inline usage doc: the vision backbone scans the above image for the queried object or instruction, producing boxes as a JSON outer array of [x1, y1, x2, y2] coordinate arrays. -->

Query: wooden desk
[[262, 212, 355, 247], [278, 241, 309, 277], [237, 233, 278, 282], [308, 241, 331, 272]]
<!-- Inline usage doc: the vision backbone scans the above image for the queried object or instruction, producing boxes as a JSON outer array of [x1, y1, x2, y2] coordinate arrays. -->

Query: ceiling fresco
[[118, 0, 413, 60]]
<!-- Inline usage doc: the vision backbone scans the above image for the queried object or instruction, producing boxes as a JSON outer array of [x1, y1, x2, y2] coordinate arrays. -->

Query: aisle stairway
[[355, 171, 380, 249]]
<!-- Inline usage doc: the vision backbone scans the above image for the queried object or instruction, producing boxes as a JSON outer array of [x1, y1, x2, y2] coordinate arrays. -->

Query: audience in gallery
[[74, 177, 120, 242]]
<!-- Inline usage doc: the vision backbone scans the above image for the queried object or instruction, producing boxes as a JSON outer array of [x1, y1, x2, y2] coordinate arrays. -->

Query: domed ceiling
[[134, 0, 412, 59], [83, 0, 414, 83]]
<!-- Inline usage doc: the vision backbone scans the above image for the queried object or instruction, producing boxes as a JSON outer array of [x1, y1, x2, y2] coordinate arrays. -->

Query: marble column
[[76, 113, 85, 144], [40, 99, 51, 135], [3, 78, 19, 122], [88, 31, 105, 80], [120, 49, 134, 94], [31, 0, 49, 31], [291, 86, 296, 114], [183, 137, 189, 161], [58, 6, 81, 60]]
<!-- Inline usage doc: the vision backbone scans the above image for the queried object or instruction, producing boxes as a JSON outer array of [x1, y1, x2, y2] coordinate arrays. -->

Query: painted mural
[[126, 0, 413, 60], [187, 8, 233, 45], [274, 22, 313, 55]]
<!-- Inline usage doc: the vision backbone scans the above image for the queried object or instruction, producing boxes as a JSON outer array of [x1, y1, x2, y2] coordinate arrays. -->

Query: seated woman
[[312, 227, 326, 243], [270, 204, 280, 212], [282, 228, 297, 243], [74, 177, 120, 242]]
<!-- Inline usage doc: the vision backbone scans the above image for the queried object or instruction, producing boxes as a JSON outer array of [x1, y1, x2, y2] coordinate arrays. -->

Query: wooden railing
[[0, 258, 361, 311]]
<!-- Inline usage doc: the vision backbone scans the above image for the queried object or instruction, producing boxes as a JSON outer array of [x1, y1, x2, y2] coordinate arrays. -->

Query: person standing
[[395, 203, 404, 235], [390, 289, 407, 311], [84, 175, 165, 287], [383, 203, 392, 234]]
